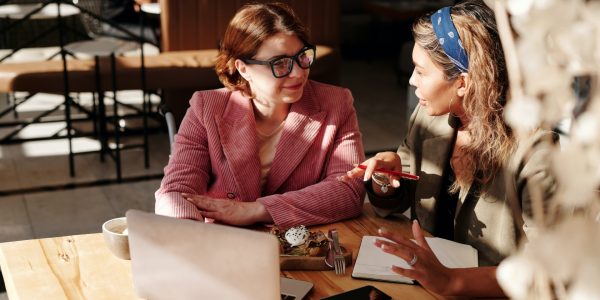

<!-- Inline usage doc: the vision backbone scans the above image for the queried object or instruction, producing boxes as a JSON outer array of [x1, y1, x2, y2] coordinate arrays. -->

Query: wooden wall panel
[[160, 0, 341, 51]]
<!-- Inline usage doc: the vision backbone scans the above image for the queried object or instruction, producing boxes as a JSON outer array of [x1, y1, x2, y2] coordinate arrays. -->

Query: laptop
[[126, 209, 313, 300]]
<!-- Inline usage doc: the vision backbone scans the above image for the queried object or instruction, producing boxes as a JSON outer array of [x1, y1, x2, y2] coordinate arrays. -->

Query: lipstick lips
[[283, 83, 303, 90], [415, 91, 426, 105]]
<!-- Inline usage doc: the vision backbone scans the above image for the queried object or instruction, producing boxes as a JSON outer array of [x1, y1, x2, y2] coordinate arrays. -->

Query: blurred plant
[[490, 0, 600, 299]]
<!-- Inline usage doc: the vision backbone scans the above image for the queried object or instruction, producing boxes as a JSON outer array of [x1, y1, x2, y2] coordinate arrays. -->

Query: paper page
[[352, 235, 478, 283], [352, 236, 413, 283], [426, 237, 478, 268]]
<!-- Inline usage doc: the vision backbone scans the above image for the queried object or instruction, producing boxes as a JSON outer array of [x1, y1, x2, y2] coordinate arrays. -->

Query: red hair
[[215, 2, 310, 96]]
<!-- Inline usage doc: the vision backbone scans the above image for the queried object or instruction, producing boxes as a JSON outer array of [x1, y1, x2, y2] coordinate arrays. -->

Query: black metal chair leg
[[91, 91, 98, 136], [139, 19, 150, 169], [110, 53, 122, 182], [95, 56, 107, 163], [57, 0, 75, 177]]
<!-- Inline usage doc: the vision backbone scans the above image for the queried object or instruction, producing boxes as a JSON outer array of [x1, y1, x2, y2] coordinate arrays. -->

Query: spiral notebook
[[352, 235, 478, 284]]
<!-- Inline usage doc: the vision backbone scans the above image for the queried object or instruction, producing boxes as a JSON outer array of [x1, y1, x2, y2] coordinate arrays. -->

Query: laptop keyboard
[[280, 294, 296, 300]]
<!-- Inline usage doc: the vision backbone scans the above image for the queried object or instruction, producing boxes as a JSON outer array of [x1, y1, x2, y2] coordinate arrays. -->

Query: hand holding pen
[[354, 164, 420, 181], [338, 152, 418, 192]]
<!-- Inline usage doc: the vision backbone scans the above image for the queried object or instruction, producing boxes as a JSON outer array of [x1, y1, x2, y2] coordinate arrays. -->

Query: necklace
[[256, 121, 285, 138]]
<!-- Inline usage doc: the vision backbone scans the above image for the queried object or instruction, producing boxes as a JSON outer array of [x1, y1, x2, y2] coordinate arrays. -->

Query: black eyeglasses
[[242, 45, 316, 78]]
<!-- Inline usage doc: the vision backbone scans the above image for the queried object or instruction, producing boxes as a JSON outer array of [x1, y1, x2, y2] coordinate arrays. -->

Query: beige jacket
[[368, 105, 557, 266]]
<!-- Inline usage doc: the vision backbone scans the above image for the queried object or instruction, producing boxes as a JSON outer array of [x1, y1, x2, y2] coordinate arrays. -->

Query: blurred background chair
[[0, 0, 157, 181], [158, 104, 175, 155], [76, 0, 160, 47], [0, 0, 86, 141]]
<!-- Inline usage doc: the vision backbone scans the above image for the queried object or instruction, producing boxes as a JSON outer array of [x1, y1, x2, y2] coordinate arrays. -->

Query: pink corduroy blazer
[[155, 80, 366, 228]]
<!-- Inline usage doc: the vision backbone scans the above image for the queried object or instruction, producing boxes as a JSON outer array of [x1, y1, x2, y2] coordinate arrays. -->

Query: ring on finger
[[408, 252, 418, 266]]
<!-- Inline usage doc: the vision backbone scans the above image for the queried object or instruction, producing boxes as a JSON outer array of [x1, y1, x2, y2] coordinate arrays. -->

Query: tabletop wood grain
[[0, 203, 437, 300]]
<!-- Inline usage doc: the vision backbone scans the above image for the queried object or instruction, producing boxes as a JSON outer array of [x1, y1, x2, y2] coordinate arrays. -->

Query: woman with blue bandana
[[342, 0, 557, 297]]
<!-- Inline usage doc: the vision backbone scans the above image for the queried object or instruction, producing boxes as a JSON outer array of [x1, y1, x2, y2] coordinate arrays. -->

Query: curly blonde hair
[[413, 0, 515, 193], [215, 2, 310, 97]]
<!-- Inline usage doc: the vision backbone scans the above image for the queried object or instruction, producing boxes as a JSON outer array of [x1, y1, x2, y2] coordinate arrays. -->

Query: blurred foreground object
[[494, 0, 600, 298]]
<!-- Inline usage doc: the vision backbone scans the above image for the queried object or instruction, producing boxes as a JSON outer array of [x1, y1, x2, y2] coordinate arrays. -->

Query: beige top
[[257, 121, 285, 189]]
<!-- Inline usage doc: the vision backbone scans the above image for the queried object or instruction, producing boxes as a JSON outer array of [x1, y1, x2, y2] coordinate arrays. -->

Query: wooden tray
[[280, 246, 352, 270]]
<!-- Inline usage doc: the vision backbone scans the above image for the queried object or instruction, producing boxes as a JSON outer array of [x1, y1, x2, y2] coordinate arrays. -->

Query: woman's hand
[[338, 151, 402, 196], [375, 221, 458, 296], [181, 193, 273, 226], [344, 151, 402, 183]]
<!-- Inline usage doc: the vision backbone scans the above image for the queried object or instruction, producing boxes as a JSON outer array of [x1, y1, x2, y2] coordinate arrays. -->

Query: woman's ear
[[456, 73, 469, 97], [235, 59, 251, 82]]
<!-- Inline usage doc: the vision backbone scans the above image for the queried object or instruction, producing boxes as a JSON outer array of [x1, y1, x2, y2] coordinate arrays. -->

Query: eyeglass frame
[[241, 44, 317, 78]]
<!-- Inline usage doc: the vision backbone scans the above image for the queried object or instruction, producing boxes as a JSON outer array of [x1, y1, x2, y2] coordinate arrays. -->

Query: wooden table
[[0, 204, 436, 299]]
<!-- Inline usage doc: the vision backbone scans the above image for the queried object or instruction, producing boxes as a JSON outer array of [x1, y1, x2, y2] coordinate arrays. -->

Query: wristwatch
[[371, 172, 391, 193]]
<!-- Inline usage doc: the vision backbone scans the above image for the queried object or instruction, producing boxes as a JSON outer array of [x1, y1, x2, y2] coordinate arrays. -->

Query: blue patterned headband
[[431, 7, 469, 73]]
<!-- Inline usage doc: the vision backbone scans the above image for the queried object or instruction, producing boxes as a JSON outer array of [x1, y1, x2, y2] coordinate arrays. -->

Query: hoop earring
[[448, 97, 462, 129]]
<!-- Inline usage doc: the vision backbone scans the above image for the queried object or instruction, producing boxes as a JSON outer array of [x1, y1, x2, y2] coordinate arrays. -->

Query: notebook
[[352, 235, 478, 284], [126, 209, 313, 300]]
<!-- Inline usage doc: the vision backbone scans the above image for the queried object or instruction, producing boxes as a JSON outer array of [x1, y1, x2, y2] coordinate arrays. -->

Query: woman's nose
[[408, 69, 417, 87]]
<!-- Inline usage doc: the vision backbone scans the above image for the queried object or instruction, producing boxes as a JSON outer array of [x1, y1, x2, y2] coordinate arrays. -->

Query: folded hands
[[181, 193, 273, 226]]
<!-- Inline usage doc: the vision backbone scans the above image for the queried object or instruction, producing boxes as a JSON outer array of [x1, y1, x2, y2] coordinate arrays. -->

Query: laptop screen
[[126, 210, 311, 300]]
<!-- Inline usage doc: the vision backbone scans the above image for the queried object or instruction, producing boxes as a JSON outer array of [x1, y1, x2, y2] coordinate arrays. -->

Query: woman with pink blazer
[[155, 3, 365, 228]]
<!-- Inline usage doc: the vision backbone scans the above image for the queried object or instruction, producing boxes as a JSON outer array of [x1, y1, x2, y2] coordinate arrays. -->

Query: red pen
[[356, 164, 420, 181]]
